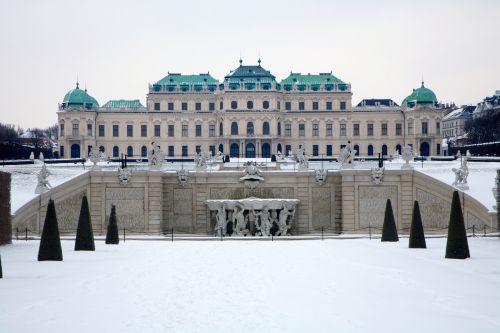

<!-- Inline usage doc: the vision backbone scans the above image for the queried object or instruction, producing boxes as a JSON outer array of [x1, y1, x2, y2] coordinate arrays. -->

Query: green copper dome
[[402, 82, 437, 107], [62, 83, 99, 108]]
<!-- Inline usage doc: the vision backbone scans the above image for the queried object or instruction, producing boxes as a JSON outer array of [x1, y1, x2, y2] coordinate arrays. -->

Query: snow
[[1, 238, 500, 333]]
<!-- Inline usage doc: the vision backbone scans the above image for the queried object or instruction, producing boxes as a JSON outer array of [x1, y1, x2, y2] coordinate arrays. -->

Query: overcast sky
[[0, 0, 499, 128]]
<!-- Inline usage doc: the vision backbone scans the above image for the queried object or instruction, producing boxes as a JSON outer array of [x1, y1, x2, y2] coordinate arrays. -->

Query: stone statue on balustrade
[[276, 206, 294, 236], [194, 149, 208, 170], [148, 141, 164, 170], [35, 164, 51, 194], [232, 204, 246, 236], [401, 145, 414, 170], [276, 150, 284, 161], [88, 147, 104, 170], [338, 141, 355, 168], [214, 151, 225, 162], [253, 207, 272, 236], [296, 145, 309, 170], [214, 204, 227, 237], [452, 158, 469, 190]]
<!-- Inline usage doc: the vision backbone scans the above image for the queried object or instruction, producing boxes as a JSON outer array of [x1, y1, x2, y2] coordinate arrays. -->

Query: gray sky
[[0, 0, 499, 128]]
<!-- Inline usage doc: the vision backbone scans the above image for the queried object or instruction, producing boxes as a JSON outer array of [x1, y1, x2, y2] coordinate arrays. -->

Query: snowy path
[[1, 238, 499, 333]]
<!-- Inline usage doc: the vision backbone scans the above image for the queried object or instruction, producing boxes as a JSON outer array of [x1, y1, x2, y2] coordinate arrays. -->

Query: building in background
[[442, 105, 475, 146], [57, 61, 445, 159]]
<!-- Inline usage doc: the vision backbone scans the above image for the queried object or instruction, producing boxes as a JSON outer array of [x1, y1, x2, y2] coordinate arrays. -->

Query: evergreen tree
[[381, 199, 399, 242], [409, 201, 426, 248], [38, 199, 63, 261], [105, 205, 119, 245], [75, 195, 95, 251], [446, 191, 470, 259]]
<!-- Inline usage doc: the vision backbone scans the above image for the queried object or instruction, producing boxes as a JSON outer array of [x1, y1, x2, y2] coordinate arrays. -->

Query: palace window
[[285, 123, 291, 137], [277, 101, 281, 110], [127, 124, 133, 137], [277, 122, 281, 136], [408, 120, 414, 135], [166, 125, 173, 137], [285, 145, 292, 155], [154, 102, 160, 111], [220, 101, 223, 110], [60, 145, 64, 157], [396, 123, 402, 136], [141, 125, 147, 137], [231, 101, 238, 110], [263, 122, 270, 135], [127, 146, 133, 157], [60, 123, 65, 136], [182, 102, 188, 111], [312, 124, 319, 137], [195, 102, 202, 111], [326, 101, 332, 111], [87, 123, 93, 136], [381, 123, 388, 136], [196, 145, 201, 153], [219, 123, 223, 136], [340, 101, 346, 110], [182, 146, 188, 157], [98, 124, 105, 137], [340, 123, 347, 137], [196, 124, 202, 137], [113, 146, 119, 157], [299, 101, 305, 111], [231, 122, 238, 135], [421, 121, 428, 134], [209, 102, 215, 111], [168, 146, 174, 157], [141, 146, 147, 157], [263, 101, 269, 109], [247, 122, 254, 135], [247, 101, 253, 109], [209, 145, 216, 156], [182, 124, 188, 137], [299, 123, 305, 137], [353, 123, 360, 136], [436, 122, 440, 135], [154, 124, 161, 137], [112, 124, 119, 137], [326, 145, 332, 156], [168, 102, 174, 111], [313, 101, 319, 110], [326, 123, 332, 137], [367, 123, 374, 136], [72, 123, 79, 137], [285, 102, 291, 111], [313, 145, 319, 156], [209, 124, 215, 137]]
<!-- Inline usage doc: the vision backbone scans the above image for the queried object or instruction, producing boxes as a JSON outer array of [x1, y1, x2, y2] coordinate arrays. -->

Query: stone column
[[0, 171, 12, 245]]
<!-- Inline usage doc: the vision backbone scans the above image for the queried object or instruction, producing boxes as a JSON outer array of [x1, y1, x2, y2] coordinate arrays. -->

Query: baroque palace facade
[[57, 60, 444, 159]]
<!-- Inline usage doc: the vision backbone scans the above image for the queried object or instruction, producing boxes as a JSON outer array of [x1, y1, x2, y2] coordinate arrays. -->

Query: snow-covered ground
[[1, 238, 499, 333], [3, 158, 499, 214]]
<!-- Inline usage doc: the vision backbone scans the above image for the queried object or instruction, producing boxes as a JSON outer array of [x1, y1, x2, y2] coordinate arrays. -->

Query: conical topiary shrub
[[38, 199, 63, 261], [75, 195, 95, 251], [446, 191, 470, 259], [409, 201, 426, 248], [381, 199, 399, 242], [105, 205, 119, 245]]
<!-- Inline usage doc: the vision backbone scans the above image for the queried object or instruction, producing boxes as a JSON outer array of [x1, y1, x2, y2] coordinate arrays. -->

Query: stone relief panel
[[105, 187, 144, 230], [56, 190, 85, 231], [173, 188, 193, 231], [312, 187, 333, 228], [209, 187, 295, 200], [416, 189, 450, 230], [358, 185, 398, 228]]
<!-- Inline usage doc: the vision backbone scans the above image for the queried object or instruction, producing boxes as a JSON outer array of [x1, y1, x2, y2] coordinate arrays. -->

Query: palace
[[57, 60, 445, 159]]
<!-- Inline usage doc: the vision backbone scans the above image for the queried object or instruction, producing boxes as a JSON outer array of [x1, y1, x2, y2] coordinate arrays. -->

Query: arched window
[[354, 144, 360, 156], [263, 100, 269, 109], [219, 123, 223, 136], [231, 101, 238, 110], [231, 122, 238, 135], [277, 143, 283, 154], [382, 144, 388, 156], [113, 146, 119, 157], [99, 145, 105, 153], [247, 122, 254, 135], [127, 146, 133, 157], [263, 121, 270, 135], [218, 144, 224, 153], [395, 144, 402, 155], [367, 145, 373, 156], [277, 122, 281, 136], [141, 145, 147, 157], [247, 101, 254, 109], [262, 143, 271, 158], [230, 143, 239, 157]]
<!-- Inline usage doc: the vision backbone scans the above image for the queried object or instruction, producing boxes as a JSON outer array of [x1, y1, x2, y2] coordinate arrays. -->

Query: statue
[[240, 161, 264, 189], [29, 152, 34, 161], [88, 147, 104, 169], [338, 142, 355, 168], [452, 158, 469, 190], [371, 167, 384, 185], [214, 205, 227, 237], [276, 206, 293, 236], [177, 169, 189, 186], [118, 167, 132, 186], [401, 145, 414, 170], [232, 205, 246, 236], [215, 151, 225, 162], [315, 169, 327, 185], [276, 150, 284, 161], [253, 207, 272, 236], [194, 150, 207, 170], [35, 164, 51, 194], [296, 145, 309, 170], [148, 141, 164, 170]]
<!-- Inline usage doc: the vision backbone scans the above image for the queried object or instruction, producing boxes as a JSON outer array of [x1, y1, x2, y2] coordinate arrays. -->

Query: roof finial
[[258, 49, 261, 66], [76, 74, 79, 89], [421, 72, 424, 87], [239, 50, 242, 65]]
